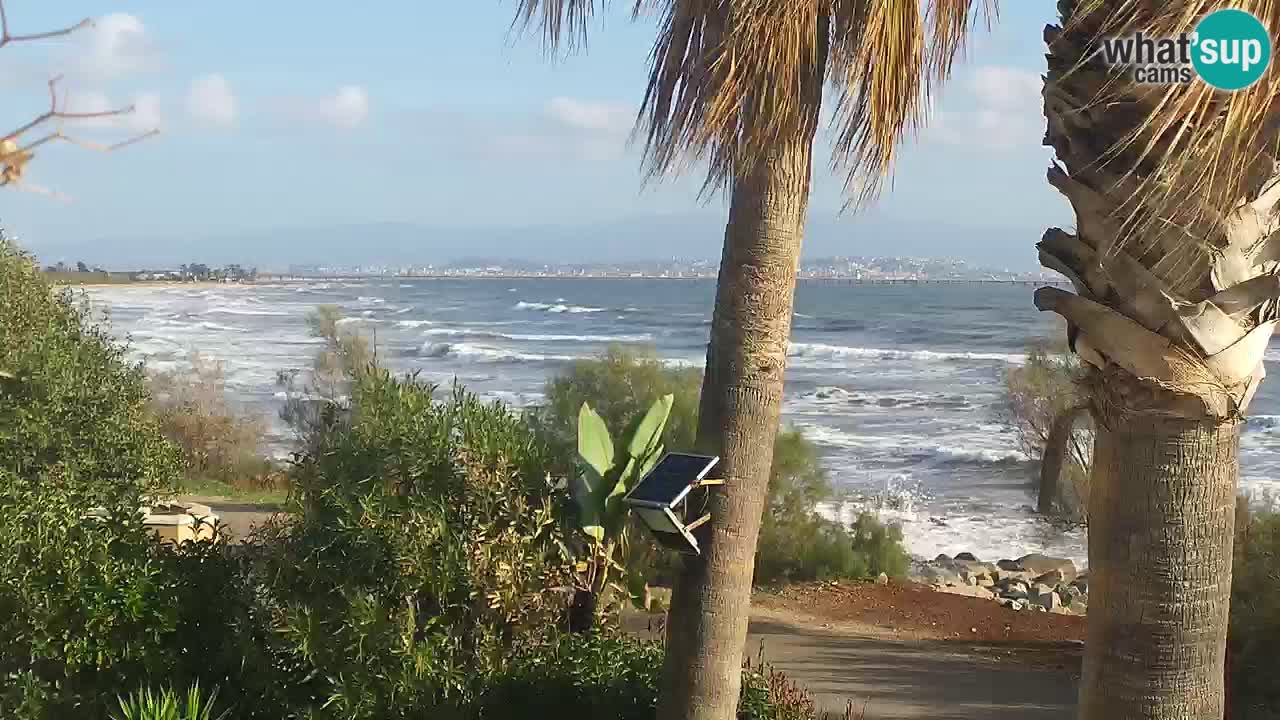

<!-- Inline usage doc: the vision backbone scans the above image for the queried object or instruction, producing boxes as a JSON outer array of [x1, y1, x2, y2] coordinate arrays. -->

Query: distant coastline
[[52, 272, 1069, 288]]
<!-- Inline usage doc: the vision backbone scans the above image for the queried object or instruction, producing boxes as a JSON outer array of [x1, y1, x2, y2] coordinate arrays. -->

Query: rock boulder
[[1016, 553, 1077, 581]]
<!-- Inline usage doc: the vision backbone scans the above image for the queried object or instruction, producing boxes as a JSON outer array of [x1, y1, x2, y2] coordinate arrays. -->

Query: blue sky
[[1, 2, 1072, 267]]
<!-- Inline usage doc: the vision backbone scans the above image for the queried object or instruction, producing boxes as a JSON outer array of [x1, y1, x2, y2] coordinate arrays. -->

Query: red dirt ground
[[754, 580, 1087, 645]]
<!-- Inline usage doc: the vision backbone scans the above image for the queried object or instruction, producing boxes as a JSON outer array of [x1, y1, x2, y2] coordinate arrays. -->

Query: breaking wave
[[798, 423, 1028, 466], [514, 301, 606, 314], [788, 342, 1024, 366], [418, 341, 575, 364]]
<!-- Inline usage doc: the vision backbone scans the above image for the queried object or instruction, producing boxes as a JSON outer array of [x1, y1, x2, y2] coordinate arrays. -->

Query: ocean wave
[[204, 305, 290, 317], [419, 341, 575, 364], [818, 494, 1087, 568], [396, 320, 434, 328], [421, 327, 651, 343], [357, 296, 385, 304], [1248, 414, 1280, 430], [391, 306, 414, 315], [190, 321, 246, 333], [792, 386, 971, 411], [799, 423, 1028, 466], [788, 342, 1023, 366], [514, 301, 606, 314]]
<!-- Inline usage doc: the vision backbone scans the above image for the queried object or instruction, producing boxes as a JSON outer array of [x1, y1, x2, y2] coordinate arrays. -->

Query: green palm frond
[[513, 0, 993, 204]]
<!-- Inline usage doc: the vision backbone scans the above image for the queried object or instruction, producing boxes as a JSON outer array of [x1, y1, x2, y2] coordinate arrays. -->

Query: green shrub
[[0, 235, 188, 718], [0, 236, 182, 502], [112, 684, 228, 720], [476, 632, 839, 720], [275, 304, 375, 452], [475, 633, 663, 720], [1229, 502, 1280, 718], [0, 468, 179, 719], [256, 371, 577, 718], [1002, 339, 1092, 519], [535, 345, 701, 465], [533, 346, 897, 586], [848, 513, 911, 579]]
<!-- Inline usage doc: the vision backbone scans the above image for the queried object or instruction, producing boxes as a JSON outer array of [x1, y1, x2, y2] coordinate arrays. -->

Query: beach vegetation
[[1002, 339, 1091, 520], [534, 346, 910, 586], [148, 353, 282, 496]]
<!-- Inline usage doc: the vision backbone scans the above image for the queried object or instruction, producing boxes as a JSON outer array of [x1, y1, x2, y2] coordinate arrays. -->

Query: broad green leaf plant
[[571, 394, 673, 612]]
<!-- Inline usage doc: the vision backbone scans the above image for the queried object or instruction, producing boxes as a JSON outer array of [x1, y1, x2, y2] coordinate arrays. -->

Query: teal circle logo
[[1192, 9, 1272, 90]]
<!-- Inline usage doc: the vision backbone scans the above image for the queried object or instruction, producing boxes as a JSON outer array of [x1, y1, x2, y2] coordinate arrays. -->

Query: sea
[[84, 278, 1280, 568]]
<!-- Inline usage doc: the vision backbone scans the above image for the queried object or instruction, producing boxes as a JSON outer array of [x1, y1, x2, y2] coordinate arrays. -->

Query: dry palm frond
[[1061, 0, 1280, 290], [513, 0, 993, 204]]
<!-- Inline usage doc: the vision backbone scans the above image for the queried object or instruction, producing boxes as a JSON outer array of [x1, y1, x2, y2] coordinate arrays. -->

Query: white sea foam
[[419, 341, 575, 364], [788, 342, 1024, 366], [514, 301, 606, 314], [357, 296, 385, 304], [818, 495, 1087, 568], [204, 305, 290, 317], [421, 327, 651, 343], [396, 320, 434, 328], [798, 423, 1028, 465], [788, 387, 973, 413]]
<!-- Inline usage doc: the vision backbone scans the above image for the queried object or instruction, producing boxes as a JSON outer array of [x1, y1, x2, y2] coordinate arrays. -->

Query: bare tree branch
[[0, 1, 157, 199], [0, 0, 90, 50]]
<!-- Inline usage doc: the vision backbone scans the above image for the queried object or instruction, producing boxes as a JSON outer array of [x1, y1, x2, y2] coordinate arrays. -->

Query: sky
[[0, 2, 1074, 268]]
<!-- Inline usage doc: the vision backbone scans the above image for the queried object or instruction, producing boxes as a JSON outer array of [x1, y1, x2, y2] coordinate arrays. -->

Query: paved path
[[206, 499, 1081, 719], [630, 607, 1080, 719], [740, 609, 1079, 718]]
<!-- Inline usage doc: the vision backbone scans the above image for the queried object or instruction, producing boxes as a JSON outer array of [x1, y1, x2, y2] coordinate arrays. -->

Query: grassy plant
[[112, 685, 228, 720]]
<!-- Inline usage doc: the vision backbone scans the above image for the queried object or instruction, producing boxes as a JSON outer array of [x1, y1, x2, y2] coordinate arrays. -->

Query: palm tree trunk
[[1080, 384, 1239, 720], [656, 133, 814, 720], [1037, 4, 1280, 716]]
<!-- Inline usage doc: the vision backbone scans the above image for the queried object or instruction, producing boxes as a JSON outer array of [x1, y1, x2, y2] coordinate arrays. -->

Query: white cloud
[[77, 13, 159, 79], [931, 66, 1044, 152], [970, 66, 1044, 112], [270, 85, 370, 130], [186, 74, 237, 128], [486, 97, 635, 162], [64, 89, 162, 133], [320, 85, 369, 129], [545, 97, 633, 134]]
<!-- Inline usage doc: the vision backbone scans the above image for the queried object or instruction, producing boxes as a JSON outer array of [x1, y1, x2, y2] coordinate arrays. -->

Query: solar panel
[[624, 452, 719, 509], [651, 526, 701, 555]]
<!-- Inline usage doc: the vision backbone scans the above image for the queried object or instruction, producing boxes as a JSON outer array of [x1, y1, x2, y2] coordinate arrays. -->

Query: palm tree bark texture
[[1037, 2, 1280, 717], [660, 125, 819, 720]]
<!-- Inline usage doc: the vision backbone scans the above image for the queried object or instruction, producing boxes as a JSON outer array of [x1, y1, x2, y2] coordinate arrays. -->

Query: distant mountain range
[[21, 212, 1043, 272]]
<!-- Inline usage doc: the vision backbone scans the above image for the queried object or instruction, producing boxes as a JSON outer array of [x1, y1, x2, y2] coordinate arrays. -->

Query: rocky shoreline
[[907, 552, 1089, 616]]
